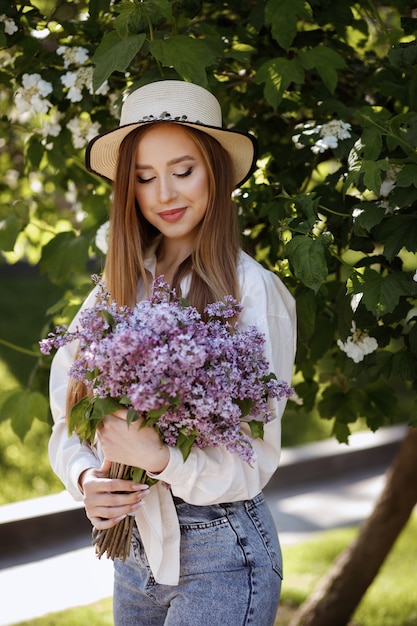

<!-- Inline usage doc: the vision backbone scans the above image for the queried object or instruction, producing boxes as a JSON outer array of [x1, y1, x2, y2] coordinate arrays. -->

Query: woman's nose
[[158, 176, 177, 203]]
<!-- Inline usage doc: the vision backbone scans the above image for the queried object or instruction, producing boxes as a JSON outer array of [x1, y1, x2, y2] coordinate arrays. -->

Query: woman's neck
[[155, 237, 193, 285]]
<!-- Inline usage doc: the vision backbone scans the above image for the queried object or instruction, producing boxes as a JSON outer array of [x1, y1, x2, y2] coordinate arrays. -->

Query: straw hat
[[86, 80, 257, 188]]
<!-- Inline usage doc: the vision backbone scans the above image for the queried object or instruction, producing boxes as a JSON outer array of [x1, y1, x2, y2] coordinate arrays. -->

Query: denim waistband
[[171, 492, 263, 508]]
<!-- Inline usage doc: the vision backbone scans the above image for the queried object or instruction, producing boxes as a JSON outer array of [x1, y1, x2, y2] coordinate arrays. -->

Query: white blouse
[[48, 247, 296, 585]]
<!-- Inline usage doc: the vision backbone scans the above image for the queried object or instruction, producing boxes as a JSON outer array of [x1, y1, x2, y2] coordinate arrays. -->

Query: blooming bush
[[0, 0, 416, 449]]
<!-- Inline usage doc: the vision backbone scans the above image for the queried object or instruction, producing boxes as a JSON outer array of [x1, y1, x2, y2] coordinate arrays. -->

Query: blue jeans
[[113, 492, 282, 625]]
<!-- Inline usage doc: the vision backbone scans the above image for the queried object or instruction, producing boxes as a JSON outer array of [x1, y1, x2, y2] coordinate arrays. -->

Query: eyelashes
[[137, 167, 193, 184], [177, 166, 193, 178]]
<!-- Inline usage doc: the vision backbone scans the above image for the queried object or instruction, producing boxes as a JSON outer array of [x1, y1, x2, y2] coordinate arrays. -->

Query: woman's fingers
[[81, 464, 150, 525], [85, 490, 148, 525]]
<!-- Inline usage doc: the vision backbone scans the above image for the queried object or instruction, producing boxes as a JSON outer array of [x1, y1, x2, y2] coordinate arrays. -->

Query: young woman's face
[[135, 124, 210, 247]]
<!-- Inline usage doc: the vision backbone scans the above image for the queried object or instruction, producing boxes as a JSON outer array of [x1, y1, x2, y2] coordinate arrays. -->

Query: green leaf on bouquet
[[176, 430, 197, 461], [235, 397, 254, 418], [126, 407, 140, 425], [93, 396, 123, 418], [130, 466, 147, 483], [102, 309, 116, 330], [130, 466, 159, 486], [248, 420, 265, 440], [85, 367, 99, 381], [146, 405, 170, 425], [68, 396, 93, 439], [68, 395, 121, 441]]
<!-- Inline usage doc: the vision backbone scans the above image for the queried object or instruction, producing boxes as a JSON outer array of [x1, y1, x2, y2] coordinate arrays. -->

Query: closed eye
[[176, 166, 193, 178], [137, 175, 155, 184]]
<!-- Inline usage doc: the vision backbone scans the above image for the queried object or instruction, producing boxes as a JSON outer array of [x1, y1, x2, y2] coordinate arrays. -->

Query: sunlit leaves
[[376, 214, 417, 260], [350, 268, 417, 318], [265, 0, 313, 50], [299, 47, 346, 94], [150, 36, 217, 86], [93, 31, 147, 91], [40, 232, 90, 284], [255, 57, 304, 110], [0, 389, 49, 441], [396, 164, 417, 188], [0, 215, 21, 251], [0, 201, 30, 252], [286, 236, 329, 293]]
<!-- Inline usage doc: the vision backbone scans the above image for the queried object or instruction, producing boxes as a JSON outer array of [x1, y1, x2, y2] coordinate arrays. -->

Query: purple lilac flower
[[40, 277, 293, 464]]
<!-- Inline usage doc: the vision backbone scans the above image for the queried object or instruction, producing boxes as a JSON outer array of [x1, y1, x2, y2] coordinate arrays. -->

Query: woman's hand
[[79, 459, 149, 530], [97, 409, 170, 474]]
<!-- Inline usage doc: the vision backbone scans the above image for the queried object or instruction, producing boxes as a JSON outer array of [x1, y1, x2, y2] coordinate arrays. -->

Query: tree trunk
[[288, 427, 417, 626]]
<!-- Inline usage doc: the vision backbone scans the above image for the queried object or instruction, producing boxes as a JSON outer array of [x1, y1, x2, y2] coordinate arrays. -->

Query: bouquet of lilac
[[40, 276, 293, 560]]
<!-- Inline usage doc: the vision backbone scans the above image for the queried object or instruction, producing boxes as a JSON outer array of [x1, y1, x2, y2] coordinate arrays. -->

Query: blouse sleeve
[[149, 253, 297, 504], [48, 288, 102, 501]]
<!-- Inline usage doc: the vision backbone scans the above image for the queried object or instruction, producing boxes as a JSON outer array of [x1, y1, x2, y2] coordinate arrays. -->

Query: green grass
[[14, 599, 114, 626], [13, 514, 417, 626], [279, 515, 417, 626]]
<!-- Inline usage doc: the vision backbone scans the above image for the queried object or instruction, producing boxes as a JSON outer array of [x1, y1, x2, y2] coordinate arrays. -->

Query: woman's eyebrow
[[136, 155, 196, 170], [167, 155, 196, 166]]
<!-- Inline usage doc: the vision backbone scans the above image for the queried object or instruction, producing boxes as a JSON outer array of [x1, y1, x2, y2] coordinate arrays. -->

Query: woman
[[49, 80, 296, 625]]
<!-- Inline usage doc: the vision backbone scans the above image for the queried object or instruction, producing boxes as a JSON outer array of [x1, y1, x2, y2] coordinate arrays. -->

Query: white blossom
[[312, 120, 352, 154], [293, 120, 352, 154], [0, 14, 18, 35], [352, 207, 364, 220], [379, 164, 401, 198], [56, 45, 89, 68], [337, 322, 378, 363], [289, 391, 304, 406], [311, 135, 338, 154], [413, 270, 417, 283], [108, 92, 121, 119], [15, 73, 53, 116], [292, 122, 316, 148], [41, 110, 63, 138], [61, 66, 109, 103], [95, 221, 110, 255], [67, 116, 101, 149], [0, 50, 15, 68], [321, 120, 352, 141], [65, 181, 86, 222], [61, 71, 82, 102]]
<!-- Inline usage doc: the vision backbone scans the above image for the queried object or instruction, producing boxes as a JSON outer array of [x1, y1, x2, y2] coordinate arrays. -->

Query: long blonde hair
[[104, 122, 241, 310], [67, 123, 241, 418]]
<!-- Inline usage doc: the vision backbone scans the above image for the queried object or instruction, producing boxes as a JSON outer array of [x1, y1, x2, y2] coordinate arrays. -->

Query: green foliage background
[[1, 0, 416, 462]]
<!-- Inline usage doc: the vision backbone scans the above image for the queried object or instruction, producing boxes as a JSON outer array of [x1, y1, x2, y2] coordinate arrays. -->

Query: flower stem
[[92, 462, 138, 561]]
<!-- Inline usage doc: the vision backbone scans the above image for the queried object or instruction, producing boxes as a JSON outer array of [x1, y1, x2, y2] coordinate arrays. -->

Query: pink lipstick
[[159, 208, 187, 222]]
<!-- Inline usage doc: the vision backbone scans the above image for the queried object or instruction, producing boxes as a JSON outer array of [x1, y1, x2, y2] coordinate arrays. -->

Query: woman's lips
[[159, 208, 187, 222]]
